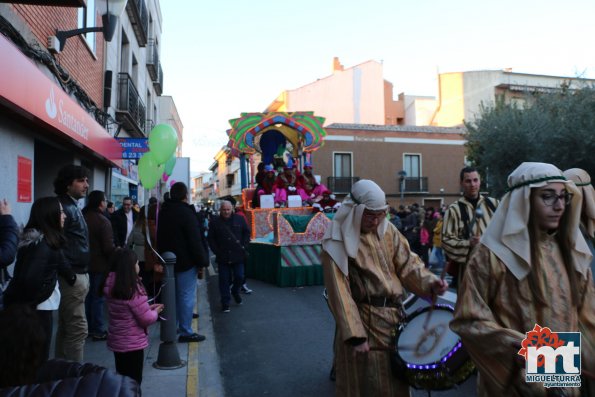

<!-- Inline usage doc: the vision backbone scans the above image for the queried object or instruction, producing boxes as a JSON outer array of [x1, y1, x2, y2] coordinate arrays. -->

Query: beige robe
[[450, 235, 595, 397], [323, 225, 438, 397]]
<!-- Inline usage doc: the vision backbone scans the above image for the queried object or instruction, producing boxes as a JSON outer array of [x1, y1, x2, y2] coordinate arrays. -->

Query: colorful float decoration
[[225, 112, 331, 287]]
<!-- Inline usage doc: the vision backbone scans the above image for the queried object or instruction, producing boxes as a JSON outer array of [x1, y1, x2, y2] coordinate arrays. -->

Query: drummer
[[450, 162, 595, 396], [322, 179, 448, 396]]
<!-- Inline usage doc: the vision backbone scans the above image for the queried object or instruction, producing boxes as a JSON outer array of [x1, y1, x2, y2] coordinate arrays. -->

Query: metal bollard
[[153, 251, 186, 369]]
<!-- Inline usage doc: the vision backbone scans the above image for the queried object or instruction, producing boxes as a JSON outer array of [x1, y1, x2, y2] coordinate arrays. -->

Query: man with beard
[[53, 164, 91, 362], [253, 164, 277, 208], [274, 159, 308, 207], [299, 162, 330, 205], [442, 166, 498, 287]]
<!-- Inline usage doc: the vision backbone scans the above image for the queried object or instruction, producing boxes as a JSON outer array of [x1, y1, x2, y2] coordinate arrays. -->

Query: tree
[[465, 85, 595, 197]]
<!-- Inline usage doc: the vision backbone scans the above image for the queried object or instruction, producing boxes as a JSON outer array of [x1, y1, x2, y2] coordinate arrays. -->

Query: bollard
[[153, 251, 186, 369]]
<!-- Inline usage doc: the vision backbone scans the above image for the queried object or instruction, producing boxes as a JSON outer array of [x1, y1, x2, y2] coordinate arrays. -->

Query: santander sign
[[46, 87, 89, 140]]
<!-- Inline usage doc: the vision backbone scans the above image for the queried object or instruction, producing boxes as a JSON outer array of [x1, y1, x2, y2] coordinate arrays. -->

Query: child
[[103, 248, 163, 386]]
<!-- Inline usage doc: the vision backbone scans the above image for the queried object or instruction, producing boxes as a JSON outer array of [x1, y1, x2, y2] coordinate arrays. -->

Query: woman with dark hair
[[103, 248, 162, 386], [83, 190, 115, 341], [451, 162, 595, 396], [4, 196, 75, 361]]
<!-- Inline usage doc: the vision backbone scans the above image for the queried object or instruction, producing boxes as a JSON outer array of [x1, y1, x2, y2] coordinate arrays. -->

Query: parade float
[[226, 111, 332, 287]]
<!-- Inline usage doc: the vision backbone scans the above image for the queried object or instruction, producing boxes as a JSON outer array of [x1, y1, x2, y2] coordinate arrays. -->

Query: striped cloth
[[441, 196, 498, 267]]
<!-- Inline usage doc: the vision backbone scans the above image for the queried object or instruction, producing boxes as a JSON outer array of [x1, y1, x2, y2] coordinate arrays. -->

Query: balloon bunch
[[138, 124, 178, 189]]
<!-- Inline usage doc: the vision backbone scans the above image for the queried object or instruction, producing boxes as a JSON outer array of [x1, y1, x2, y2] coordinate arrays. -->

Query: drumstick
[[422, 265, 448, 330]]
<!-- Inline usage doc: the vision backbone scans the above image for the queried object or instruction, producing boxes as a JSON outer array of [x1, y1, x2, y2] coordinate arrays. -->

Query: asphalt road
[[206, 276, 477, 397]]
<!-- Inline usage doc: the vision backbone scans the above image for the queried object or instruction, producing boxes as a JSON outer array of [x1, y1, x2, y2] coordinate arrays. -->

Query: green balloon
[[138, 151, 160, 189], [164, 155, 176, 176], [148, 124, 178, 164]]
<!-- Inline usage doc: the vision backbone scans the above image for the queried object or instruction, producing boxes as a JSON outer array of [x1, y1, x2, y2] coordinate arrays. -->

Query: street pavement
[[79, 268, 476, 397]]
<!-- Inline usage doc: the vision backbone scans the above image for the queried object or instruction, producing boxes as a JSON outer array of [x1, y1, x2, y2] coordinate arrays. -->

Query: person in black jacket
[[54, 164, 91, 362], [208, 200, 250, 313], [0, 198, 18, 269], [0, 304, 140, 397], [0, 198, 18, 310], [4, 197, 74, 361], [111, 197, 137, 248], [156, 182, 209, 343]]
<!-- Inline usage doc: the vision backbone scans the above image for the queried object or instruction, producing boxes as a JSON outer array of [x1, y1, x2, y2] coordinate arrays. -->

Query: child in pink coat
[[103, 248, 163, 386]]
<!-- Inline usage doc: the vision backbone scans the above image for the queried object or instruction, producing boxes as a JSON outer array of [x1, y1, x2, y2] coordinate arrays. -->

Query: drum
[[392, 304, 475, 390]]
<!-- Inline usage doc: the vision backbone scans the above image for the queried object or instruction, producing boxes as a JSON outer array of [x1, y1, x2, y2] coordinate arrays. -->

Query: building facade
[[265, 57, 434, 126], [311, 124, 467, 209], [430, 69, 595, 126], [0, 0, 179, 226]]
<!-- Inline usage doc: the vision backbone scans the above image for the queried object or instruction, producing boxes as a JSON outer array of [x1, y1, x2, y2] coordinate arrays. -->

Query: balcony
[[126, 0, 148, 46], [398, 177, 429, 193], [115, 73, 146, 136], [327, 176, 360, 193], [145, 119, 155, 135], [153, 62, 163, 95], [147, 39, 159, 81]]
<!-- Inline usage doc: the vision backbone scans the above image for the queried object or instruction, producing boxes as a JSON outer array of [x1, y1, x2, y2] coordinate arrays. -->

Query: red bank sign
[[0, 35, 122, 168]]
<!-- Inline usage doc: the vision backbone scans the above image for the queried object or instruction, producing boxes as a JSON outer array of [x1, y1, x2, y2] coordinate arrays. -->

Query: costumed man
[[442, 166, 499, 287], [274, 158, 308, 207], [563, 168, 595, 282], [450, 162, 595, 397], [322, 179, 448, 397], [300, 162, 330, 204], [253, 164, 276, 208], [312, 189, 341, 213]]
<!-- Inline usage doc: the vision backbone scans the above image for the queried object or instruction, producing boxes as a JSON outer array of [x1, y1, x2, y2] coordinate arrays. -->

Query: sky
[[159, 0, 595, 173]]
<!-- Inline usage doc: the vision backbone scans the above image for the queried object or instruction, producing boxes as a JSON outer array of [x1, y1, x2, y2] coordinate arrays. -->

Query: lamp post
[[53, 0, 128, 52]]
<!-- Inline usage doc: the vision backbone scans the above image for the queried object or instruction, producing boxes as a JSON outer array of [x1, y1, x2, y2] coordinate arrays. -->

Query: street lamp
[[53, 0, 128, 52]]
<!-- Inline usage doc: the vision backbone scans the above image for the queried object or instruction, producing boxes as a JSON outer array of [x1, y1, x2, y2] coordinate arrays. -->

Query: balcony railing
[[327, 176, 360, 193], [116, 73, 146, 136], [145, 119, 154, 135], [126, 0, 148, 46], [398, 177, 429, 193], [153, 62, 163, 95], [147, 39, 159, 81]]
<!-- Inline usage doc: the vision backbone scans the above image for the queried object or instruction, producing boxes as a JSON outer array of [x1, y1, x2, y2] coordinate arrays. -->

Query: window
[[77, 0, 97, 52], [226, 173, 235, 188], [333, 153, 352, 177], [404, 154, 420, 178]]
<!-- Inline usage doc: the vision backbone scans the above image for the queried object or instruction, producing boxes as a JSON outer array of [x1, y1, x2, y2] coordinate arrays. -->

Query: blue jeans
[[218, 262, 244, 305], [175, 267, 197, 336], [85, 272, 106, 334]]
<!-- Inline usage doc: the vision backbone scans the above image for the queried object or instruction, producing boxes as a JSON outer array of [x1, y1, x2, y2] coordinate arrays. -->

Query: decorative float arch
[[226, 111, 327, 159]]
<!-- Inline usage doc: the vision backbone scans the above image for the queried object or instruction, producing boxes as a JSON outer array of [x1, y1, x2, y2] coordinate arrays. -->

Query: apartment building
[[0, 0, 180, 222]]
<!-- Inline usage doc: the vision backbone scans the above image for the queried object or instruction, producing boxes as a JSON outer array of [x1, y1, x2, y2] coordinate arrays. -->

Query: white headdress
[[563, 168, 595, 238], [481, 162, 591, 280], [322, 180, 388, 276]]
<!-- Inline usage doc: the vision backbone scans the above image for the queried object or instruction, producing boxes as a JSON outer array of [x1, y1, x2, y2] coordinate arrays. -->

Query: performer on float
[[274, 158, 308, 206], [299, 162, 330, 203], [312, 189, 341, 213], [253, 164, 277, 208]]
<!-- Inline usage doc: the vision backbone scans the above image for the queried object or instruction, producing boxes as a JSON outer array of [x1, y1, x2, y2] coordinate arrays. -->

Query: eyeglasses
[[540, 192, 573, 207], [362, 210, 387, 221]]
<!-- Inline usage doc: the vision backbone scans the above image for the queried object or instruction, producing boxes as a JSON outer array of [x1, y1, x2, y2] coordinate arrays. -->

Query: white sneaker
[[241, 284, 253, 294]]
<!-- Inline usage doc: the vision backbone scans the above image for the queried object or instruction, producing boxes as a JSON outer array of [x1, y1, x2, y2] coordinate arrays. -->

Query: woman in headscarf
[[450, 162, 595, 397], [563, 168, 595, 282], [322, 179, 448, 397]]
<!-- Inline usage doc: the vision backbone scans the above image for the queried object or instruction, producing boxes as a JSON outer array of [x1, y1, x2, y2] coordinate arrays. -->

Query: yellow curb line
[[186, 302, 200, 396]]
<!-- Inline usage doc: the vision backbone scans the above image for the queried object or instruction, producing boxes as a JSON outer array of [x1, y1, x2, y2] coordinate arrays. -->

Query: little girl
[[103, 248, 163, 386]]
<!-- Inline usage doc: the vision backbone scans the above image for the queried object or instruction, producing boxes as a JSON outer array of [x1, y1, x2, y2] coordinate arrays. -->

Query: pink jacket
[[104, 272, 158, 353]]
